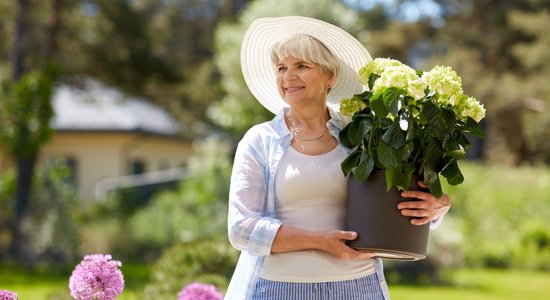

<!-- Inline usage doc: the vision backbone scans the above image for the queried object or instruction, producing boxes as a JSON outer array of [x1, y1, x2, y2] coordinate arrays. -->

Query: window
[[130, 159, 146, 174], [64, 157, 78, 187]]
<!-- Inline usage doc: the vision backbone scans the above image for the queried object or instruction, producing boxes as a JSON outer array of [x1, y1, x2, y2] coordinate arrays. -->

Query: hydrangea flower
[[422, 65, 463, 105], [69, 254, 125, 300], [358, 58, 403, 86], [340, 95, 367, 117], [177, 282, 223, 300], [454, 95, 486, 122], [372, 64, 427, 101], [0, 290, 18, 300]]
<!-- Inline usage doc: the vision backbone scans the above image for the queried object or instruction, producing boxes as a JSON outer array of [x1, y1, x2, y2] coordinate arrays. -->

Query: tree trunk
[[9, 0, 31, 262], [12, 0, 30, 81], [9, 154, 37, 261], [46, 0, 62, 58]]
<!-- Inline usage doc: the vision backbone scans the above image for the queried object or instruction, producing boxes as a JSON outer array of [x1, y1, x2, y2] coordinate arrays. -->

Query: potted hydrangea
[[339, 58, 486, 260]]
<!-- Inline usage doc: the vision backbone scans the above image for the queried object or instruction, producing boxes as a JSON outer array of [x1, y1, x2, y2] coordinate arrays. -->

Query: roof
[[51, 79, 181, 136]]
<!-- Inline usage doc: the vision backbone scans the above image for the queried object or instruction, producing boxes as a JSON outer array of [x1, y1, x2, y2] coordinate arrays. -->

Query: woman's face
[[275, 56, 334, 108]]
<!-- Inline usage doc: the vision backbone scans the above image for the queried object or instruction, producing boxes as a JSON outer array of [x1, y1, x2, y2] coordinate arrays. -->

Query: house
[[1, 79, 193, 201]]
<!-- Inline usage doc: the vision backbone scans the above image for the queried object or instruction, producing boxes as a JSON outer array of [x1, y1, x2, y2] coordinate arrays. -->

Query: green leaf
[[457, 133, 472, 150], [405, 119, 416, 142], [339, 124, 352, 148], [444, 137, 466, 160], [423, 166, 439, 186], [422, 153, 443, 198], [353, 153, 375, 181], [347, 118, 373, 146], [377, 141, 402, 168], [368, 73, 380, 91], [402, 164, 416, 190], [385, 167, 396, 191], [341, 149, 361, 176], [466, 117, 486, 138], [426, 176, 443, 198], [386, 166, 414, 191], [421, 101, 453, 137], [382, 122, 406, 149], [369, 93, 388, 117], [441, 160, 464, 185], [424, 139, 445, 172], [383, 87, 403, 117], [402, 142, 414, 161]]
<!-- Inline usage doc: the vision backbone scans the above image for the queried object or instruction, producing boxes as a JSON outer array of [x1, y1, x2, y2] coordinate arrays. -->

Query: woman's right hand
[[271, 225, 374, 260], [317, 230, 375, 260]]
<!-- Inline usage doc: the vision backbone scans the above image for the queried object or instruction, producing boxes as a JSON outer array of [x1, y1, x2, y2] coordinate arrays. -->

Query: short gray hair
[[271, 34, 339, 80]]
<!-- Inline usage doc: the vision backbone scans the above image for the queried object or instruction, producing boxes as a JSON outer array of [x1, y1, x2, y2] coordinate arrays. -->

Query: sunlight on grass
[[2, 266, 550, 299], [390, 268, 550, 300], [0, 262, 148, 299]]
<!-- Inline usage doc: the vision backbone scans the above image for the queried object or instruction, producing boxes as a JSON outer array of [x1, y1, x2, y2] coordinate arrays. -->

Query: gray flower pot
[[346, 170, 430, 260]]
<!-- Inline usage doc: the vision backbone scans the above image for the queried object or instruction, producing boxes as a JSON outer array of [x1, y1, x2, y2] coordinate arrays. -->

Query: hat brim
[[241, 16, 372, 114]]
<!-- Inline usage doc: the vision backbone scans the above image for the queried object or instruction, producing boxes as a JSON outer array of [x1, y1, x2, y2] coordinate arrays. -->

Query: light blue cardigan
[[226, 107, 394, 299]]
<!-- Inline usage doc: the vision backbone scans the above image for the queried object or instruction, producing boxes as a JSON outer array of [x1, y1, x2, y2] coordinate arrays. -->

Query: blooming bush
[[69, 254, 125, 300], [177, 282, 223, 300], [0, 290, 18, 300], [340, 58, 486, 196]]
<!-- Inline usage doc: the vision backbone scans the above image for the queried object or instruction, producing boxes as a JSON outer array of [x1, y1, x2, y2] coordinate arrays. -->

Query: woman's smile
[[284, 85, 305, 94]]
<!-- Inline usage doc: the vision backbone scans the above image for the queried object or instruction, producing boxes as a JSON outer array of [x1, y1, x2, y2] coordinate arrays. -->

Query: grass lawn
[[0, 262, 149, 299], [390, 268, 550, 300], [2, 266, 549, 299]]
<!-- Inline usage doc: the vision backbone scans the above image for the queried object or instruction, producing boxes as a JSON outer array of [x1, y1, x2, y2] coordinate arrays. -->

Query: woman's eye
[[298, 64, 309, 69]]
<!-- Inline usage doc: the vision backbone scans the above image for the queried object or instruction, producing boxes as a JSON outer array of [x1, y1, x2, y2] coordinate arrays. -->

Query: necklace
[[287, 111, 325, 142]]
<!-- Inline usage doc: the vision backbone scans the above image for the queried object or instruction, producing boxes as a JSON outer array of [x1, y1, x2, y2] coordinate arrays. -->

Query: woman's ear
[[327, 76, 336, 93]]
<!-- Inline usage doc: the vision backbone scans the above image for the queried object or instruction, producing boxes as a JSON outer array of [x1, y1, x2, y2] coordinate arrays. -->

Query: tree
[[0, 0, 61, 262], [423, 0, 550, 164], [0, 69, 55, 261]]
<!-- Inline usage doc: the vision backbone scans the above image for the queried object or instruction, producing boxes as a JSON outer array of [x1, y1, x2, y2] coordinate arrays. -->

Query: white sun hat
[[241, 15, 372, 114]]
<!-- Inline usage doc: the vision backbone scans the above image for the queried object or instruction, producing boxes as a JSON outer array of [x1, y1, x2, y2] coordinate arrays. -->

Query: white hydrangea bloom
[[454, 95, 486, 122], [358, 58, 403, 86], [422, 65, 463, 105], [340, 96, 367, 117], [372, 64, 427, 101]]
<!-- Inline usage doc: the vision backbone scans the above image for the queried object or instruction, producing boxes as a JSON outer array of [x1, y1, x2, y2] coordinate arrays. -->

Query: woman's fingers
[[321, 230, 375, 259], [398, 189, 452, 225]]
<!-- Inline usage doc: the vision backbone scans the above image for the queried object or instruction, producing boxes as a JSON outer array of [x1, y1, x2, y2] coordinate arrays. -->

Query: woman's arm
[[227, 137, 282, 256], [271, 225, 375, 260]]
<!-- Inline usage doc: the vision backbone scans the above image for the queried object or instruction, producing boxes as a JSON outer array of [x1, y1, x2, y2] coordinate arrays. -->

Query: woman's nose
[[284, 69, 297, 81]]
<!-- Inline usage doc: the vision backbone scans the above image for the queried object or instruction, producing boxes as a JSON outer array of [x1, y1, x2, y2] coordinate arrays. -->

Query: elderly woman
[[226, 16, 451, 300]]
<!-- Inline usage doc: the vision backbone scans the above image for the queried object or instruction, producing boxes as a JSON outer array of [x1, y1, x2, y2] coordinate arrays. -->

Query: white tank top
[[261, 145, 375, 283]]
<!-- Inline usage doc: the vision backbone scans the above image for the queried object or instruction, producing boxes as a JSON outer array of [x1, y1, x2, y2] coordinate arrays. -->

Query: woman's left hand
[[398, 181, 452, 225]]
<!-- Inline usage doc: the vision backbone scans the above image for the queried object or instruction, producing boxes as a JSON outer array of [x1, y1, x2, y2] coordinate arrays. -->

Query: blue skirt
[[251, 273, 385, 300]]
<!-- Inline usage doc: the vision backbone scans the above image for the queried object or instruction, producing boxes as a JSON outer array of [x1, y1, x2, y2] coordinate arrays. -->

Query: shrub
[[436, 162, 550, 270], [142, 238, 238, 300], [127, 137, 232, 251], [0, 157, 80, 266]]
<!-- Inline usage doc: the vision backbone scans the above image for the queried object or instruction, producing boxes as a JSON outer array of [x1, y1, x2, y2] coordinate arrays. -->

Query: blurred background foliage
[[1, 0, 550, 298]]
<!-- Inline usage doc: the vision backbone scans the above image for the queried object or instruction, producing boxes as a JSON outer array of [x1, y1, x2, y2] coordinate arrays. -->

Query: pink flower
[[178, 282, 223, 300], [0, 290, 18, 300], [69, 254, 125, 300]]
